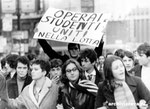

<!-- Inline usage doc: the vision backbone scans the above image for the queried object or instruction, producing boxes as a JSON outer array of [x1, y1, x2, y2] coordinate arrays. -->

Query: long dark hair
[[104, 55, 129, 91], [61, 59, 85, 85]]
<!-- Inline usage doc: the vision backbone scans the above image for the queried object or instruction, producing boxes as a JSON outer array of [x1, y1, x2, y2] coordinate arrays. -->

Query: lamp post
[[16, 0, 21, 55], [17, 0, 21, 30]]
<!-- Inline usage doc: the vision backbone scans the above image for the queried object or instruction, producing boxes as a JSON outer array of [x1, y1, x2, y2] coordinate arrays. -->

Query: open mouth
[[126, 66, 131, 68], [120, 73, 124, 75]]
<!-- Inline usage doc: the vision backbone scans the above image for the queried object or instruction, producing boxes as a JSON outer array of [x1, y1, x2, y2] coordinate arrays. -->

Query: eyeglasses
[[66, 67, 78, 73], [69, 47, 79, 50]]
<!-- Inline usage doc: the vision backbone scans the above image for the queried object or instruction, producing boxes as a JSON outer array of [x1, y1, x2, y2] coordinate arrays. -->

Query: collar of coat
[[28, 77, 52, 107], [104, 75, 137, 95]]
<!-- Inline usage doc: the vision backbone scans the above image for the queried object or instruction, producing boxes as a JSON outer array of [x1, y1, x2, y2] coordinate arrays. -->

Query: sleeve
[[0, 73, 9, 109], [61, 91, 74, 109], [38, 39, 69, 63], [8, 95, 27, 109], [95, 82, 106, 108], [94, 37, 104, 58], [136, 77, 150, 109], [57, 87, 63, 104], [0, 73, 27, 109]]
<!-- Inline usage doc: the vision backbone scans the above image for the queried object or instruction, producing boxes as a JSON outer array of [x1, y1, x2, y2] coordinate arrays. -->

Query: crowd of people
[[0, 37, 150, 109]]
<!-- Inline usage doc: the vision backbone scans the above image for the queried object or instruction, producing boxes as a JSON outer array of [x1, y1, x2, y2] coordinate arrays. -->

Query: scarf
[[114, 81, 137, 109], [69, 79, 98, 96]]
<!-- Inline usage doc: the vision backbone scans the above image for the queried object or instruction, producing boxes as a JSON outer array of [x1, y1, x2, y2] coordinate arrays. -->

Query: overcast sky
[[95, 0, 150, 14], [44, 0, 150, 15]]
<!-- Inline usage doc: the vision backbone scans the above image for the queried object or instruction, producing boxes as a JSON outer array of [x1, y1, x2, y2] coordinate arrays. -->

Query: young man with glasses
[[38, 37, 104, 63], [38, 39, 80, 63]]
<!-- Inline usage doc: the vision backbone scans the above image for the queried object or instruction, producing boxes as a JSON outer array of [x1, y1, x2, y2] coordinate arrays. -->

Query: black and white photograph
[[0, 0, 150, 109]]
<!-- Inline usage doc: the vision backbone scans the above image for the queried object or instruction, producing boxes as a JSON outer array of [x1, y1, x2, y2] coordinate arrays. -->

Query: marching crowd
[[0, 37, 150, 109]]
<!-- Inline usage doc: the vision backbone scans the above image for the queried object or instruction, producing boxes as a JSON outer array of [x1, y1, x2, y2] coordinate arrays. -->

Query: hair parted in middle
[[103, 55, 129, 91], [61, 59, 85, 85]]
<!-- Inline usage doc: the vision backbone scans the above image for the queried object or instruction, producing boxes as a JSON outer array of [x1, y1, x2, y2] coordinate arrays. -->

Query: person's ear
[[92, 61, 96, 66], [43, 70, 47, 76]]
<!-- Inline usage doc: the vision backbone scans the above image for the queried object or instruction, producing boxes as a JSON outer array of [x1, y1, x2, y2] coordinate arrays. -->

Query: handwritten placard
[[34, 8, 110, 47]]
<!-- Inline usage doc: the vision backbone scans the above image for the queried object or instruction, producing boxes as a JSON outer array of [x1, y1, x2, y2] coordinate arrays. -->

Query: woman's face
[[123, 56, 134, 71], [65, 63, 80, 82], [111, 60, 125, 81]]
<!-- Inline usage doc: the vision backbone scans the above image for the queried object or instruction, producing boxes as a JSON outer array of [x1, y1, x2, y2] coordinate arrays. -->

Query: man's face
[[122, 56, 134, 71], [81, 57, 94, 72], [98, 56, 105, 64], [5, 62, 13, 74], [16, 62, 28, 78], [68, 45, 80, 58], [49, 67, 62, 78], [30, 64, 45, 80], [137, 53, 149, 66]]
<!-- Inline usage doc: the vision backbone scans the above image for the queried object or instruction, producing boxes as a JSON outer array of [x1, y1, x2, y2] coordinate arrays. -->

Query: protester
[[114, 49, 125, 58], [105, 52, 113, 58], [47, 58, 64, 109], [0, 73, 8, 109], [7, 59, 59, 109], [61, 59, 98, 109], [80, 48, 104, 85], [7, 56, 32, 98], [114, 49, 135, 75], [95, 55, 150, 109], [5, 54, 19, 80], [38, 39, 80, 63], [47, 58, 63, 84], [130, 42, 150, 90], [133, 50, 139, 66], [96, 55, 105, 73], [38, 36, 104, 63], [122, 50, 135, 75], [0, 57, 7, 78], [26, 53, 36, 62]]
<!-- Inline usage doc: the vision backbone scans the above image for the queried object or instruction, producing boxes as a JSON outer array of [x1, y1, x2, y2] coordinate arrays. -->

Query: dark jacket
[[95, 75, 150, 109], [61, 84, 96, 109], [7, 73, 32, 98], [94, 65, 104, 86], [130, 64, 142, 77], [0, 73, 8, 109], [38, 39, 104, 63]]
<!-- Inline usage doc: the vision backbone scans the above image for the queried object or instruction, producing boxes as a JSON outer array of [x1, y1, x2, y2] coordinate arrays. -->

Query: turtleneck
[[17, 75, 26, 94]]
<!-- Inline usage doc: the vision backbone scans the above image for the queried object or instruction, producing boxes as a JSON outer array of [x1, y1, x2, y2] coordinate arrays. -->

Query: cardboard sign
[[34, 8, 110, 47]]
